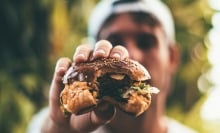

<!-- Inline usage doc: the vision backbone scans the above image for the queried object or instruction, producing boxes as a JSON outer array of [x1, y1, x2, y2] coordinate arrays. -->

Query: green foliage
[[0, 0, 53, 132], [164, 0, 218, 132], [165, 0, 212, 110]]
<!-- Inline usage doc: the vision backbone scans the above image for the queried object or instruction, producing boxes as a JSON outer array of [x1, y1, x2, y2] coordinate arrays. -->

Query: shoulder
[[166, 117, 198, 133], [26, 107, 49, 133]]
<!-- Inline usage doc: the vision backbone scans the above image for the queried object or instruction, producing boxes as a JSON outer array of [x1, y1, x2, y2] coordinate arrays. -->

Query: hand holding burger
[[60, 57, 159, 116], [41, 40, 161, 133]]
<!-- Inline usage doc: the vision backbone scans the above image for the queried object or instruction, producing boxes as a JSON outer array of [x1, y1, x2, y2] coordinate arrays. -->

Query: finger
[[70, 102, 116, 132], [49, 57, 72, 123], [110, 45, 129, 59], [92, 102, 116, 125], [92, 40, 112, 59], [73, 44, 92, 63]]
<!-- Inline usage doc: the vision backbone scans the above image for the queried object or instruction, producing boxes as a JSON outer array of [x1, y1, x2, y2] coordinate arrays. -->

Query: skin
[[42, 13, 179, 133]]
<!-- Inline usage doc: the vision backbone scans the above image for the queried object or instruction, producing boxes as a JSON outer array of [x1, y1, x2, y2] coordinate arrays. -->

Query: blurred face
[[98, 13, 178, 96]]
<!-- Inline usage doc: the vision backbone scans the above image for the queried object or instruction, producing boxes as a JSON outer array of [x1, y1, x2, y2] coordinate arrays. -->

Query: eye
[[136, 33, 158, 50], [106, 33, 124, 47]]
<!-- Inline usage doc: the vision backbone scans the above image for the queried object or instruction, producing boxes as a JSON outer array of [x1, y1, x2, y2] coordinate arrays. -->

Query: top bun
[[63, 58, 151, 84]]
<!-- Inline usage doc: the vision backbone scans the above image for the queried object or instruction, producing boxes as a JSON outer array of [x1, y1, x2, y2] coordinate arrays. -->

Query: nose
[[124, 39, 143, 62]]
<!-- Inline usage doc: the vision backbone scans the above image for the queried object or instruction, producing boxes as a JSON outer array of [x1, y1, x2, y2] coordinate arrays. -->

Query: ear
[[168, 44, 180, 74]]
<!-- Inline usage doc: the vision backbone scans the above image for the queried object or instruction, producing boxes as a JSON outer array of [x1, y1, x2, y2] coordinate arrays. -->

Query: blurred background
[[0, 0, 219, 133]]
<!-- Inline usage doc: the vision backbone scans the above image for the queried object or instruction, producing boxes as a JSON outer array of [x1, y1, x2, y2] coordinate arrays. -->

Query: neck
[[107, 93, 167, 133]]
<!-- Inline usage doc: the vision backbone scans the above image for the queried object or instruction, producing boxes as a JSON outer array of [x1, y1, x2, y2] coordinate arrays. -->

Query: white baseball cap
[[88, 0, 175, 45]]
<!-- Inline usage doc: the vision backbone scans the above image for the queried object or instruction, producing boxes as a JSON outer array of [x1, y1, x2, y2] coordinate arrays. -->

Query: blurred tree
[[0, 0, 53, 133], [0, 0, 98, 133], [164, 0, 212, 110], [164, 0, 213, 132]]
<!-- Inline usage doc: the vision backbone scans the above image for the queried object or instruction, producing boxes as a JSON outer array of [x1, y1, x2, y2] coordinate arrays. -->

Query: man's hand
[[42, 40, 129, 133]]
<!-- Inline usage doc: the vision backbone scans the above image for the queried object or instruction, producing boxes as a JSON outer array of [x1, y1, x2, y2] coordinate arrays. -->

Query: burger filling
[[97, 73, 159, 103]]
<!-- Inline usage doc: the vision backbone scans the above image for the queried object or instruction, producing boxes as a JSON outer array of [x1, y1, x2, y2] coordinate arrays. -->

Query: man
[[28, 0, 197, 133]]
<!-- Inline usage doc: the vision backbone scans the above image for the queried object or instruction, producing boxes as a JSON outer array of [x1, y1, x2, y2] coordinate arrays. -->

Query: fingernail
[[111, 52, 121, 59], [76, 54, 85, 59], [74, 54, 86, 63], [91, 105, 115, 126], [94, 102, 115, 121], [97, 103, 113, 112], [93, 49, 106, 56]]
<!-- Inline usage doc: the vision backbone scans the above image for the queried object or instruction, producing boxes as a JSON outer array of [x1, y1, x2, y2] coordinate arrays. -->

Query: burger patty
[[97, 73, 132, 103]]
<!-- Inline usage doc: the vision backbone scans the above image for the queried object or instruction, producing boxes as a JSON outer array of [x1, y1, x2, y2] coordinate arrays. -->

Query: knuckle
[[95, 40, 112, 50], [92, 40, 113, 58]]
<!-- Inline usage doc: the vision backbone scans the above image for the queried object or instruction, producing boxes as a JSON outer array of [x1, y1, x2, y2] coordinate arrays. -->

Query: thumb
[[92, 102, 116, 125], [70, 102, 116, 132]]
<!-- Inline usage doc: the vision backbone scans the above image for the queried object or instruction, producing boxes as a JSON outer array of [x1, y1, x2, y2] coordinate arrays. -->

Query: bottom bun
[[103, 92, 151, 116], [60, 82, 98, 115]]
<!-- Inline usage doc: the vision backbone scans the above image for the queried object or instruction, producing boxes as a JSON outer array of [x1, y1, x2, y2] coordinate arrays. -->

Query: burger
[[60, 58, 159, 116]]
